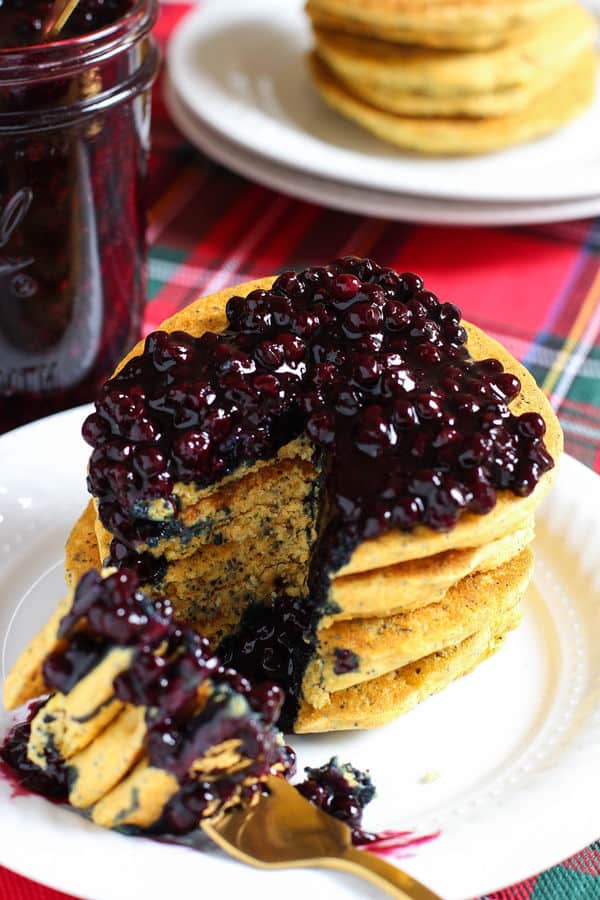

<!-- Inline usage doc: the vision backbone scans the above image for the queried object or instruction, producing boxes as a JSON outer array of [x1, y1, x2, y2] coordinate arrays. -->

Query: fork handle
[[328, 846, 442, 900]]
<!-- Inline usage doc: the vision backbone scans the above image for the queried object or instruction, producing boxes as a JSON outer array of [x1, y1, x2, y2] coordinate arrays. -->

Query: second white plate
[[165, 77, 600, 226], [167, 0, 600, 205]]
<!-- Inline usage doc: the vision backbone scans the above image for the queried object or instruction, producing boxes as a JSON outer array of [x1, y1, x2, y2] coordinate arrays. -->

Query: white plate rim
[[164, 76, 600, 227]]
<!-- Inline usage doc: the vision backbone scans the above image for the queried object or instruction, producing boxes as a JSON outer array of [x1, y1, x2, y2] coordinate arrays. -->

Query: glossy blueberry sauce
[[81, 258, 554, 726], [297, 757, 376, 844], [295, 757, 440, 853]]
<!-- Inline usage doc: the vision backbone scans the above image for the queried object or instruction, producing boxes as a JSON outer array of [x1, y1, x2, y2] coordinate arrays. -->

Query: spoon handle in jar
[[43, 0, 82, 39]]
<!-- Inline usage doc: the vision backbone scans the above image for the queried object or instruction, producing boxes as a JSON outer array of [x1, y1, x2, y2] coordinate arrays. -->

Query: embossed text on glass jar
[[0, 0, 160, 432]]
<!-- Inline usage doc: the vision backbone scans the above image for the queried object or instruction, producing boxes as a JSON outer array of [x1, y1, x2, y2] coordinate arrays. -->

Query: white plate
[[166, 0, 600, 205], [1, 407, 600, 900], [165, 77, 600, 226]]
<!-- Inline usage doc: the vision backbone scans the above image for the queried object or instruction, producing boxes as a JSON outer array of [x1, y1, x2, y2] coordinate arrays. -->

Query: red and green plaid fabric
[[2, 4, 600, 899]]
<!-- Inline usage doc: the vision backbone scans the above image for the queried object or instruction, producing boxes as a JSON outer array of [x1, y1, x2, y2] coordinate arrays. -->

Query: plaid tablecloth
[[2, 3, 600, 898]]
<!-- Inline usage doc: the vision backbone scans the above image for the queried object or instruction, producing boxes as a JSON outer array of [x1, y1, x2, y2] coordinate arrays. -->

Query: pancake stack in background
[[307, 0, 598, 154]]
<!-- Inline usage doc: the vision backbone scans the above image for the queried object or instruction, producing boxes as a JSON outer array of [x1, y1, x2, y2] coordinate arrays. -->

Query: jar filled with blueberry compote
[[0, 0, 160, 432]]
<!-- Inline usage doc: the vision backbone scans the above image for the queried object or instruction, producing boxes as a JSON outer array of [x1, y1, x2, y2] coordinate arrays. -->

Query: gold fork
[[202, 775, 442, 900]]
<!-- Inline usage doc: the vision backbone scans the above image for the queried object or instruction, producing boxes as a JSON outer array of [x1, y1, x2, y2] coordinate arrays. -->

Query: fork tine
[[203, 776, 442, 900]]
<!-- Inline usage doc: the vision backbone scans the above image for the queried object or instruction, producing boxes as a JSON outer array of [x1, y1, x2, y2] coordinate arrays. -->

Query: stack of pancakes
[[65, 279, 563, 734], [307, 0, 598, 154]]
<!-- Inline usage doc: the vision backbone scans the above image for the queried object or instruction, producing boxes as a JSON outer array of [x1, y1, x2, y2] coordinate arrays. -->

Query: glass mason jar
[[0, 1, 160, 433]]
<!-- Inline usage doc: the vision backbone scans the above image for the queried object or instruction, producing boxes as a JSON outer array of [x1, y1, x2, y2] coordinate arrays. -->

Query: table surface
[[2, 3, 600, 899]]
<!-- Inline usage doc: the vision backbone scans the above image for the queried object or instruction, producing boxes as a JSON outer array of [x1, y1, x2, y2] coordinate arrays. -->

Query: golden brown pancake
[[305, 0, 572, 50], [312, 6, 597, 117], [311, 6, 597, 97], [311, 66, 573, 118], [305, 548, 533, 704], [309, 49, 597, 155], [326, 520, 534, 623], [296, 602, 523, 731]]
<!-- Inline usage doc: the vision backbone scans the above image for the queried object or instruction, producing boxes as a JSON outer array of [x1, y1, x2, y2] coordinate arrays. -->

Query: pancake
[[295, 601, 522, 731], [313, 6, 597, 118], [70, 263, 561, 732], [309, 49, 597, 155], [27, 647, 134, 766], [305, 548, 533, 704], [311, 6, 597, 97], [326, 520, 534, 623], [63, 509, 531, 734], [311, 65, 575, 118], [305, 0, 571, 50], [68, 504, 534, 625], [68, 705, 147, 809]]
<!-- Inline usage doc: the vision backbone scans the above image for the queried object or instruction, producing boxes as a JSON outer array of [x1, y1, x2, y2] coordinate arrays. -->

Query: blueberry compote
[[0, 0, 158, 432], [297, 757, 376, 844], [83, 257, 554, 727], [1, 569, 293, 832]]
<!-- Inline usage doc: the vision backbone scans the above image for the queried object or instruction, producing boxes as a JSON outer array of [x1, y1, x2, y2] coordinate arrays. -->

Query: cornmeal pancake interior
[[75, 258, 561, 732]]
